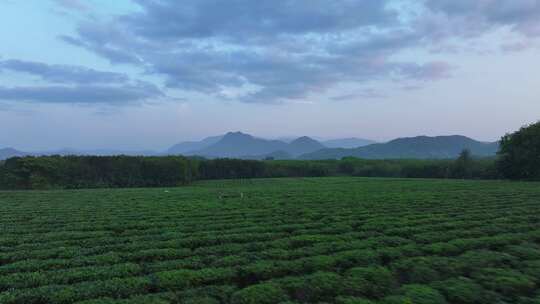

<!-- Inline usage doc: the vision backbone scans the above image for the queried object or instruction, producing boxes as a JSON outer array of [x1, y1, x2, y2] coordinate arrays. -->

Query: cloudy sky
[[1, 0, 539, 151]]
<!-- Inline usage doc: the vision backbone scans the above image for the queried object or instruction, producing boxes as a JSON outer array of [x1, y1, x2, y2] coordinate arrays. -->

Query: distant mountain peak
[[187, 132, 326, 158], [224, 131, 253, 138], [291, 136, 319, 144], [287, 136, 326, 156]]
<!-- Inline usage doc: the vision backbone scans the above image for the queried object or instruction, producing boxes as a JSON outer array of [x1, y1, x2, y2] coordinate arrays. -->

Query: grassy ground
[[1, 177, 539, 303]]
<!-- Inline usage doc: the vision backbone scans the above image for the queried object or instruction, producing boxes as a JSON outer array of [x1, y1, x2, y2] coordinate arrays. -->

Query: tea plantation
[[1, 177, 539, 304]]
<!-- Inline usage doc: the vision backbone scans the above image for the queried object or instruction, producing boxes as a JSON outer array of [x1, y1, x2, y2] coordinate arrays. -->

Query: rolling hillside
[[300, 135, 499, 160], [322, 138, 376, 148]]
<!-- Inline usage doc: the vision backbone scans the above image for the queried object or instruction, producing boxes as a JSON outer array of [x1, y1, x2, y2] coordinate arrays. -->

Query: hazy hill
[[167, 133, 378, 157], [300, 135, 499, 160], [191, 132, 327, 158], [44, 148, 157, 156], [167, 135, 224, 155], [287, 136, 326, 157], [193, 132, 290, 158], [3, 134, 499, 161], [0, 148, 28, 160], [323, 138, 376, 149]]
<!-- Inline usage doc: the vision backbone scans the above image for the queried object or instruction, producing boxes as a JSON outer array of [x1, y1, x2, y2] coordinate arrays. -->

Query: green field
[[1, 177, 540, 304]]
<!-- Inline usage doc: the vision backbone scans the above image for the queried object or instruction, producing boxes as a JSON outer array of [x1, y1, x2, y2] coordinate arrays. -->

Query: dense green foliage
[[0, 156, 198, 190], [498, 121, 540, 180], [0, 177, 539, 303], [0, 154, 499, 190]]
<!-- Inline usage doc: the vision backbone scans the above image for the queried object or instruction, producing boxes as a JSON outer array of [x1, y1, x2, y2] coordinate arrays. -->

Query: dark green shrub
[[421, 242, 461, 256], [472, 268, 537, 298], [380, 295, 413, 304], [237, 261, 291, 286], [334, 249, 380, 269], [431, 277, 485, 304], [395, 284, 448, 304], [177, 285, 237, 304], [456, 250, 519, 276], [155, 269, 201, 290], [231, 283, 289, 304], [506, 243, 540, 260], [299, 255, 336, 273], [343, 266, 397, 298], [336, 296, 376, 304], [293, 272, 343, 302], [522, 260, 540, 281], [391, 258, 442, 284], [155, 268, 235, 291], [77, 293, 174, 304], [182, 296, 220, 304], [83, 277, 153, 300]]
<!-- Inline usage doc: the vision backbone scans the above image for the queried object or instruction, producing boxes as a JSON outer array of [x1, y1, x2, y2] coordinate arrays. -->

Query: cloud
[[0, 82, 163, 105], [59, 34, 143, 65], [0, 59, 166, 107], [500, 41, 536, 52], [0, 59, 129, 84], [125, 0, 396, 40], [424, 0, 540, 38], [53, 0, 90, 12], [57, 0, 540, 103], [60, 1, 427, 103], [331, 89, 387, 101], [397, 61, 455, 81]]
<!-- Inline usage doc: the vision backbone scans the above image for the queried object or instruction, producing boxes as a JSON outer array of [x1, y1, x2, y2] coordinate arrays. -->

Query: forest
[[0, 154, 495, 190]]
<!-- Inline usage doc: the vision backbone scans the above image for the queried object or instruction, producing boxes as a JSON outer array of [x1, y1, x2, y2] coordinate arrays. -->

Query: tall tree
[[452, 149, 473, 179], [497, 121, 540, 180]]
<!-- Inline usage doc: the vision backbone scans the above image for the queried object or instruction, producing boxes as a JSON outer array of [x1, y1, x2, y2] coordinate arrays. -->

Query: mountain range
[[166, 133, 375, 158], [1, 133, 499, 161], [186, 132, 327, 159], [300, 135, 499, 160]]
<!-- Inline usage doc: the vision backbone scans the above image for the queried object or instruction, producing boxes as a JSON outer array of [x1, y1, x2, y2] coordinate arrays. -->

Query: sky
[[0, 0, 539, 151]]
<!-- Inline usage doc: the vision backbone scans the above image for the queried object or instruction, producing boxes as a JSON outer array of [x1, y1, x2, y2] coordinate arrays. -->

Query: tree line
[[0, 156, 198, 190], [0, 121, 538, 190], [0, 155, 504, 190]]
